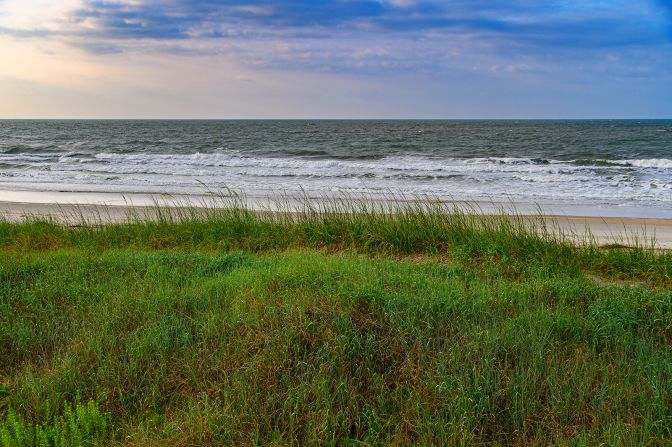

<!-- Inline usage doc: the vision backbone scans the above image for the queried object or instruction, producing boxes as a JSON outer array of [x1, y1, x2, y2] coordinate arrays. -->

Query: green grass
[[1, 199, 671, 445], [1, 401, 110, 447]]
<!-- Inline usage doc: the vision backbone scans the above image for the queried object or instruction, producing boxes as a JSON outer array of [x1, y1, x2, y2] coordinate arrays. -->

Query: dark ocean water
[[0, 120, 671, 211]]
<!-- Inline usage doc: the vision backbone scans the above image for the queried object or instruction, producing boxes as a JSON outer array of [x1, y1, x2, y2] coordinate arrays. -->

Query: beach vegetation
[[0, 195, 670, 445]]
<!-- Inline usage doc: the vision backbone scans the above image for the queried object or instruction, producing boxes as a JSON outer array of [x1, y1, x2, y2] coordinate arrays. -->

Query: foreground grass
[[1, 203, 671, 445]]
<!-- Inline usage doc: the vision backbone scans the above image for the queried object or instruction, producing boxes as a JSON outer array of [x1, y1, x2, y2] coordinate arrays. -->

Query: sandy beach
[[2, 196, 671, 249]]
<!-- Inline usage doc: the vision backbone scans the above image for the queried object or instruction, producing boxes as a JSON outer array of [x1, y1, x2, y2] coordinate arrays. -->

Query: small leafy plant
[[1, 401, 110, 447]]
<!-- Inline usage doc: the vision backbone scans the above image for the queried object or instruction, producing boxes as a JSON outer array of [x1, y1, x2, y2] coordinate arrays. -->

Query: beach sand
[[1, 198, 671, 249]]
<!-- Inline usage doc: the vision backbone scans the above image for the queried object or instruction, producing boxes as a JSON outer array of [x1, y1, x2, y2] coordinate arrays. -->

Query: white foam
[[610, 158, 672, 168], [1, 151, 671, 209]]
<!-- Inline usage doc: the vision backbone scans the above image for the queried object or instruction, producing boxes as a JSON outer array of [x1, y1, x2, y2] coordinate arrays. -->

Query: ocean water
[[0, 120, 671, 214]]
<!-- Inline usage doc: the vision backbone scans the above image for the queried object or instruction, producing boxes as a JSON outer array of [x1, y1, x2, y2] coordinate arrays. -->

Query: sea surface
[[0, 120, 671, 215]]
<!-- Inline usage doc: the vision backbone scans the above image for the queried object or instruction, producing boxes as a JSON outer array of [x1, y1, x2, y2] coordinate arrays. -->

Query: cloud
[[3, 1, 666, 44], [1, 1, 671, 118], [1, 0, 670, 77]]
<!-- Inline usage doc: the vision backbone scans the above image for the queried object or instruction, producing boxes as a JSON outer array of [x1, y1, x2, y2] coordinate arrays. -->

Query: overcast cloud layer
[[0, 0, 671, 117]]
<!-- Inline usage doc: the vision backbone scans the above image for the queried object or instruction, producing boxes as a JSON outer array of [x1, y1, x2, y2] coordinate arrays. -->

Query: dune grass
[[1, 197, 671, 445], [0, 194, 670, 286]]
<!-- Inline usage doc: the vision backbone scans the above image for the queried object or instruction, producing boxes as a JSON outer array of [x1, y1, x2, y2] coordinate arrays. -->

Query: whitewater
[[1, 120, 670, 215]]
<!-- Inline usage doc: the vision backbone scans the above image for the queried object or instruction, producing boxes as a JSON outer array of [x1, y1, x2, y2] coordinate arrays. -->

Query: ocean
[[0, 120, 671, 216]]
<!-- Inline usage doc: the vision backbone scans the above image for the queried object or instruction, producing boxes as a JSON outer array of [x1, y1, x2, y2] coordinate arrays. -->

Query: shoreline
[[1, 188, 672, 217], [2, 196, 672, 248]]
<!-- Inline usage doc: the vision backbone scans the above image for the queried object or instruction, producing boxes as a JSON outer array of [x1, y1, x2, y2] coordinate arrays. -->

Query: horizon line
[[1, 117, 671, 121]]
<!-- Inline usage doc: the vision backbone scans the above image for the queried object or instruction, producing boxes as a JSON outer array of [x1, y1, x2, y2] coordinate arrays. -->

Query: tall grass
[[1, 194, 671, 445], [1, 193, 669, 286]]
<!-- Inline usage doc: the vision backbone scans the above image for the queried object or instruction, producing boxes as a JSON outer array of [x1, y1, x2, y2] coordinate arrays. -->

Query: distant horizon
[[2, 117, 671, 121]]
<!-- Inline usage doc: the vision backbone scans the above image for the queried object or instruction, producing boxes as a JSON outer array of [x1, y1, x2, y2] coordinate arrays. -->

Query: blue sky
[[0, 0, 671, 118]]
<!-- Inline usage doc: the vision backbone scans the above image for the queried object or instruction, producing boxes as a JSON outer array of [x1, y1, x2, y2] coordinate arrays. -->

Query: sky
[[0, 0, 671, 118]]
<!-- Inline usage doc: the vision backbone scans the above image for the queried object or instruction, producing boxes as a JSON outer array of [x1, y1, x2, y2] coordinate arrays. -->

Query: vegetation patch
[[1, 202, 671, 445]]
